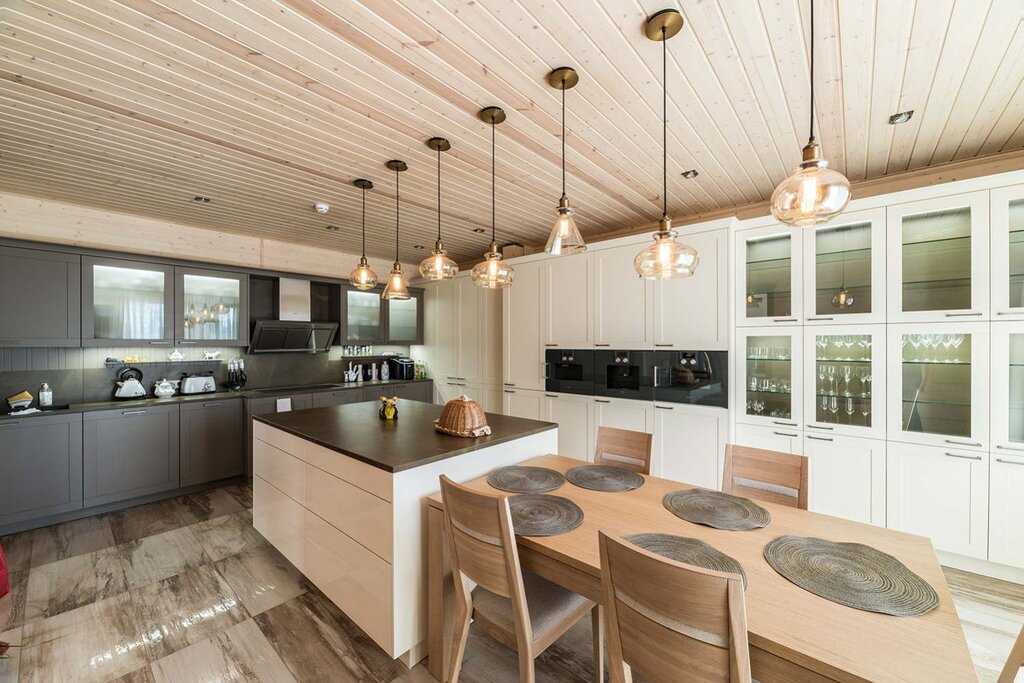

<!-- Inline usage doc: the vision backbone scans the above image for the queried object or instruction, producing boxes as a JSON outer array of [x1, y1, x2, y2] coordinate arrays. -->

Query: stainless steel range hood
[[248, 277, 338, 354]]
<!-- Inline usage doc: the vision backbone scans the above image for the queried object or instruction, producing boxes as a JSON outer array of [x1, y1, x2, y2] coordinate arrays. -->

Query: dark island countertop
[[253, 400, 557, 473]]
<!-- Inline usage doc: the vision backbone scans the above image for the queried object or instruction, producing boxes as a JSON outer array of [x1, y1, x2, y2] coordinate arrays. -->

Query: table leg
[[427, 505, 453, 682]]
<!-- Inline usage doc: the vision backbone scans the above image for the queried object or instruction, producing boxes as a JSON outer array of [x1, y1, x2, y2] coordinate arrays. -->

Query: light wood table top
[[427, 455, 976, 683]]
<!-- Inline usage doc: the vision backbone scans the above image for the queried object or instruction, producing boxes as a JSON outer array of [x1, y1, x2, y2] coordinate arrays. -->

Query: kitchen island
[[251, 399, 557, 665]]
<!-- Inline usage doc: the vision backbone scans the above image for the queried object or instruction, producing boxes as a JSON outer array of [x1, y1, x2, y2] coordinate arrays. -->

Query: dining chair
[[721, 443, 809, 510], [599, 531, 752, 683], [594, 426, 653, 475], [998, 623, 1024, 682], [439, 475, 602, 683]]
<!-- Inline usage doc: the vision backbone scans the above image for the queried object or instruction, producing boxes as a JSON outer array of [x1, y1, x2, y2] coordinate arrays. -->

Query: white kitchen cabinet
[[989, 453, 1024, 569], [733, 423, 803, 455], [886, 322, 989, 451], [991, 322, 1024, 453], [800, 208, 887, 325], [653, 226, 729, 349], [886, 191, 990, 323], [592, 244, 653, 348], [736, 326, 804, 430], [991, 184, 1024, 320], [502, 388, 545, 421], [462, 381, 501, 414], [457, 277, 483, 382], [886, 442, 988, 559], [736, 223, 803, 327], [419, 281, 457, 386], [804, 434, 885, 526], [542, 392, 593, 461], [418, 276, 501, 392], [592, 396, 653, 435], [803, 324, 886, 439], [502, 260, 544, 390], [541, 253, 592, 347], [652, 403, 727, 489]]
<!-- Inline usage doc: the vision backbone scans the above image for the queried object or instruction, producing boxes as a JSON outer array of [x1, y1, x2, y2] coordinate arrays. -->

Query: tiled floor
[[0, 483, 1021, 682]]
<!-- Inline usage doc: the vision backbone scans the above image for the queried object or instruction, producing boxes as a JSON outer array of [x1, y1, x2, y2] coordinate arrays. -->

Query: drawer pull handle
[[544, 394, 558, 398], [122, 410, 147, 416], [807, 424, 834, 431], [503, 390, 515, 394], [595, 399, 611, 403], [996, 458, 1024, 466], [944, 312, 982, 317], [807, 316, 834, 321], [0, 421, 19, 427], [654, 343, 674, 347], [772, 420, 797, 427], [654, 405, 674, 410], [148, 341, 172, 346], [203, 402, 225, 408], [773, 431, 798, 438], [807, 435, 833, 442], [177, 340, 198, 345], [944, 452, 982, 461], [945, 439, 982, 447], [503, 383, 515, 387], [996, 444, 1024, 452], [772, 318, 798, 323], [0, 340, 21, 345], [595, 344, 611, 347]]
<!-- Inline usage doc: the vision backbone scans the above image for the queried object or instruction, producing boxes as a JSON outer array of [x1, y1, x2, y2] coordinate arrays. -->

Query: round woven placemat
[[565, 465, 645, 492], [763, 535, 939, 617], [508, 494, 584, 537], [663, 489, 771, 531], [626, 533, 748, 589], [487, 466, 566, 494]]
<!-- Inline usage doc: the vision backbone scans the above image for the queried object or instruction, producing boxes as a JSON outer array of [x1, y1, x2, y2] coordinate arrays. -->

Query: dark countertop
[[0, 378, 433, 420], [254, 400, 557, 473]]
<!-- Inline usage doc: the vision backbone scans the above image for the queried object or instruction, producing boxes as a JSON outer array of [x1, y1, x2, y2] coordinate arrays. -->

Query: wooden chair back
[[722, 444, 808, 510], [998, 623, 1024, 683], [599, 532, 751, 683], [594, 426, 653, 475]]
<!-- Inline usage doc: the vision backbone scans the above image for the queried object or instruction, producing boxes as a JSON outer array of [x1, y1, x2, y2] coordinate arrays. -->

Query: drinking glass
[[842, 366, 852, 396], [821, 395, 829, 421], [950, 335, 966, 363], [860, 404, 871, 426], [818, 364, 827, 393], [827, 365, 837, 394], [829, 396, 838, 419], [846, 397, 855, 424]]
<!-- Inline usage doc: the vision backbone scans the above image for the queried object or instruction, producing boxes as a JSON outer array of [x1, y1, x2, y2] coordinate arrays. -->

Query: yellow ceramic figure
[[379, 395, 398, 420]]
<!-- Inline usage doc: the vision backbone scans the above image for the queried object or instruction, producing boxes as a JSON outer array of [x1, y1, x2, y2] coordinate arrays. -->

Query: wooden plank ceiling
[[1, 0, 1023, 264]]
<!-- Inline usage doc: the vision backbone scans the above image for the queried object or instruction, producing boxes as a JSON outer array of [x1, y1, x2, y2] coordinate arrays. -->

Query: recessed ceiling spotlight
[[889, 110, 914, 125], [681, 169, 699, 179], [193, 195, 211, 203], [413, 244, 425, 250], [325, 225, 340, 232], [314, 202, 330, 214], [473, 227, 486, 234]]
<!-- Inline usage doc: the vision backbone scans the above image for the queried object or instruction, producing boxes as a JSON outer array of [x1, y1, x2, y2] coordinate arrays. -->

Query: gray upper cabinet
[[82, 256, 175, 347], [174, 267, 249, 346], [385, 289, 424, 344], [179, 398, 244, 486], [83, 404, 179, 507], [341, 284, 385, 343], [0, 413, 83, 527], [0, 246, 81, 347]]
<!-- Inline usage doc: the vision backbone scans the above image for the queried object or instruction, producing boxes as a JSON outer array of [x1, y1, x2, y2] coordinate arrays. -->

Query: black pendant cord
[[394, 167, 400, 263], [436, 147, 442, 243], [561, 79, 567, 198], [808, 0, 815, 144], [662, 25, 668, 221], [491, 119, 496, 244]]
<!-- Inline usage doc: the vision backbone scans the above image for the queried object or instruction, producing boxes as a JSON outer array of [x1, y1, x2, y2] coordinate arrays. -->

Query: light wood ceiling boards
[[2, 0, 1023, 263]]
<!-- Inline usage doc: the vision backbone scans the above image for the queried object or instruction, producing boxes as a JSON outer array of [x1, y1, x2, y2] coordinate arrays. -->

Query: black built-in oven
[[544, 349, 595, 395], [594, 349, 655, 400], [653, 350, 728, 407]]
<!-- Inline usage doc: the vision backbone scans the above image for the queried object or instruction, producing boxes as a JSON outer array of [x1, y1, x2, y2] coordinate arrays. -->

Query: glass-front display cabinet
[[801, 208, 886, 325], [736, 225, 802, 326], [82, 257, 174, 346], [736, 327, 803, 429], [886, 323, 989, 450], [991, 322, 1024, 454], [385, 290, 423, 344], [803, 325, 886, 439], [886, 191, 989, 322], [991, 185, 1024, 320], [174, 268, 248, 345], [341, 285, 383, 342]]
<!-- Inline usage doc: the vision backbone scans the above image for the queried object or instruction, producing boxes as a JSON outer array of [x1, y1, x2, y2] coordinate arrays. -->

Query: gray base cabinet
[[312, 389, 362, 408], [369, 382, 433, 403], [0, 413, 83, 526], [180, 398, 244, 486], [83, 404, 179, 507]]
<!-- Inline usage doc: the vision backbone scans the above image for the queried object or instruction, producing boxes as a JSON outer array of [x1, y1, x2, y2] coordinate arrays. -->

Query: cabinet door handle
[[654, 343, 674, 347], [177, 340, 198, 345], [203, 402, 225, 408], [545, 343, 557, 347], [996, 444, 1024, 453], [148, 341, 172, 346], [772, 318, 798, 323], [504, 389, 515, 394], [544, 394, 558, 398], [944, 312, 982, 317], [996, 458, 1024, 466], [772, 420, 798, 427], [0, 421, 19, 427], [544, 362, 551, 380], [654, 405, 674, 410], [122, 410, 147, 416], [773, 431, 799, 437], [595, 399, 611, 403], [503, 383, 515, 387], [0, 340, 21, 345], [595, 343, 611, 347], [944, 452, 983, 461], [996, 311, 1020, 316], [806, 316, 834, 321], [807, 435, 833, 442], [653, 365, 659, 388], [807, 424, 834, 431], [945, 439, 982, 447]]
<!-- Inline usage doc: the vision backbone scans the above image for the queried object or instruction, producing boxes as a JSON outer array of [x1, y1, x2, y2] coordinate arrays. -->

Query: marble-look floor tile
[[254, 590, 391, 682], [0, 624, 22, 683], [25, 546, 127, 622], [20, 592, 149, 683], [131, 564, 247, 661], [215, 544, 309, 617], [221, 483, 253, 510], [150, 618, 296, 683], [190, 510, 266, 562], [120, 527, 208, 590], [0, 532, 33, 574], [30, 515, 117, 568], [172, 488, 244, 525], [0, 570, 27, 631], [106, 499, 190, 545]]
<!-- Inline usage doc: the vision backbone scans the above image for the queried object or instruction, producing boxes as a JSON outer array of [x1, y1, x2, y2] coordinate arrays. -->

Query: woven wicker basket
[[435, 394, 491, 438]]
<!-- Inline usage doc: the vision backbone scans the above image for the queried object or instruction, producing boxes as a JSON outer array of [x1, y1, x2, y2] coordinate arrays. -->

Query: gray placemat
[[565, 465, 645, 492], [626, 533, 748, 589], [763, 535, 939, 617], [508, 494, 584, 537], [663, 489, 771, 531], [487, 466, 566, 494]]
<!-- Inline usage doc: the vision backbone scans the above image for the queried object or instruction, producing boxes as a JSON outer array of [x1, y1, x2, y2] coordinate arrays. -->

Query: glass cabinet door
[[736, 327, 802, 428], [385, 290, 422, 343], [802, 208, 885, 324], [886, 323, 989, 450], [736, 225, 802, 326], [343, 287, 382, 342], [82, 257, 174, 346], [174, 268, 248, 345], [886, 192, 989, 322], [991, 323, 1024, 454], [803, 325, 885, 439], [991, 185, 1024, 319]]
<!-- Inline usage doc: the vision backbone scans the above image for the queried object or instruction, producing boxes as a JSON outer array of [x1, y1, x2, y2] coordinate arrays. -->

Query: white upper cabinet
[[503, 260, 543, 390], [542, 253, 592, 347], [736, 326, 803, 430], [991, 184, 1024, 320], [653, 227, 729, 349], [736, 224, 803, 326], [803, 324, 886, 440], [990, 322, 1024, 455], [593, 244, 654, 348], [801, 208, 886, 325], [418, 276, 500, 387], [886, 191, 990, 322]]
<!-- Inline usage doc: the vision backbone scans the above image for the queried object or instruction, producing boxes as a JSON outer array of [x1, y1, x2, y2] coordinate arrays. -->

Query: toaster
[[181, 373, 217, 394]]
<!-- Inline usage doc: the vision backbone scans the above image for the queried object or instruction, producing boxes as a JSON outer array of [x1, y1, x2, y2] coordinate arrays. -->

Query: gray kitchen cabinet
[[174, 267, 250, 347], [384, 289, 425, 344], [0, 413, 83, 527], [179, 398, 244, 486], [393, 381, 433, 402], [244, 393, 312, 474], [83, 404, 179, 507], [82, 256, 175, 347], [0, 246, 81, 347], [312, 388, 361, 408]]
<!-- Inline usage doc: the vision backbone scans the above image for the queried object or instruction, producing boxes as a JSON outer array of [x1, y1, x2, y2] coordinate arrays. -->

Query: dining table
[[425, 454, 977, 682]]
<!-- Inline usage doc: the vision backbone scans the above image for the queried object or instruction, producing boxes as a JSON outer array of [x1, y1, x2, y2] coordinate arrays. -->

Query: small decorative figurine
[[379, 395, 398, 420]]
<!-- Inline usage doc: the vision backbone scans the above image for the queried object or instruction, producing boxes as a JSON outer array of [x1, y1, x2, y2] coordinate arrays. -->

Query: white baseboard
[[939, 550, 1024, 584]]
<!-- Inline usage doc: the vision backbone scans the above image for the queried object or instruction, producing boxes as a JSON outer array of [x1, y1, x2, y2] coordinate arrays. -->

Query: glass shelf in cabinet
[[746, 255, 793, 266], [901, 398, 972, 407], [815, 245, 873, 259], [816, 392, 871, 399], [815, 357, 872, 363], [901, 234, 972, 249], [747, 388, 793, 396], [901, 359, 971, 366], [746, 356, 792, 362]]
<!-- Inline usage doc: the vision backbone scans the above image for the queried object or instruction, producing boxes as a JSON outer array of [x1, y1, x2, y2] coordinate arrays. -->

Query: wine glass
[[950, 334, 966, 363], [829, 396, 839, 421], [845, 397, 855, 424], [842, 365, 852, 396], [827, 365, 837, 394], [821, 395, 829, 421], [860, 403, 871, 426], [818, 364, 827, 394]]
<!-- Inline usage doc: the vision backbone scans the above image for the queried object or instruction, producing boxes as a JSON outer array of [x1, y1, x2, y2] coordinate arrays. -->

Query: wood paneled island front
[[251, 399, 557, 665]]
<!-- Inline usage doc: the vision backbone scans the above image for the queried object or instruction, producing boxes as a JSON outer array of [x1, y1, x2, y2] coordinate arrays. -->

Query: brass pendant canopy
[[349, 178, 378, 290], [644, 8, 684, 41], [472, 107, 515, 289], [382, 160, 411, 300], [420, 137, 459, 280], [544, 66, 587, 256]]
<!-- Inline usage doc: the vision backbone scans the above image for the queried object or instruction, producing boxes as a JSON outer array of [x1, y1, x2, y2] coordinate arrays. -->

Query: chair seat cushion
[[472, 570, 593, 643]]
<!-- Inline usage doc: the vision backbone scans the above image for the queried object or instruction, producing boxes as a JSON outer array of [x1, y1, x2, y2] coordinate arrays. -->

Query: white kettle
[[114, 367, 147, 400]]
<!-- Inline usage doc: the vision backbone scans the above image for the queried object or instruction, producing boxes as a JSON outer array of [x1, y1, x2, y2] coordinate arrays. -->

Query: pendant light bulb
[[420, 137, 459, 280], [383, 160, 410, 300], [544, 67, 586, 256], [472, 107, 515, 289], [349, 179, 378, 290]]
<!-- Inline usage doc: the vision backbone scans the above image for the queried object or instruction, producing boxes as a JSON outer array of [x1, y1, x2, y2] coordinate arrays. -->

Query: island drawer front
[[253, 475, 306, 566], [303, 441, 393, 502], [253, 422, 308, 460], [304, 463, 393, 563], [253, 438, 305, 504]]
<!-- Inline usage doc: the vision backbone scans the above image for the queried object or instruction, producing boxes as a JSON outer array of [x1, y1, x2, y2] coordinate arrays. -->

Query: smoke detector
[[314, 202, 330, 214]]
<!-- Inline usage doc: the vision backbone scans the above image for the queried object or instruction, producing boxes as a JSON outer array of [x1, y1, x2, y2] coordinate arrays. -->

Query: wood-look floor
[[0, 483, 1021, 682]]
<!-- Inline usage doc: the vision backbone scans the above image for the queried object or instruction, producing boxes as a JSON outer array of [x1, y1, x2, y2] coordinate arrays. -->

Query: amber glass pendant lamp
[[349, 178, 378, 290], [419, 137, 459, 280], [382, 160, 411, 300], [471, 106, 515, 289]]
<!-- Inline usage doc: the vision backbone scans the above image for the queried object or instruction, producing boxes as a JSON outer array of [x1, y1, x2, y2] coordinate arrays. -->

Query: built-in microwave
[[544, 349, 595, 395], [653, 350, 728, 408], [594, 350, 655, 400]]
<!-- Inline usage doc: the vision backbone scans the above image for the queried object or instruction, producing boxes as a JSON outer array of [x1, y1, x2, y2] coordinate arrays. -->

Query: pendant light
[[349, 179, 378, 290], [544, 67, 586, 255], [419, 137, 459, 280], [831, 226, 854, 308], [471, 106, 515, 289], [634, 9, 699, 280], [770, 0, 851, 227], [382, 160, 410, 300]]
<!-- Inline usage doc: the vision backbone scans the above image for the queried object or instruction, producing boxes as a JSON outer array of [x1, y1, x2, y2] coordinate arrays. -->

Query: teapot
[[153, 378, 177, 398]]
